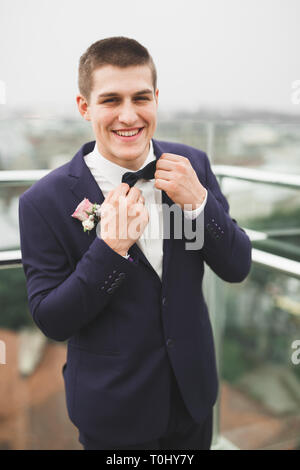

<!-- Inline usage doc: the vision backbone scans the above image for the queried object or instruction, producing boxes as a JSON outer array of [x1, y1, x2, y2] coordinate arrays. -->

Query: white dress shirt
[[84, 140, 207, 280]]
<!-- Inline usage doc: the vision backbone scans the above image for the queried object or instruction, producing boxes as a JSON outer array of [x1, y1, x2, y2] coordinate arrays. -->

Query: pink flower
[[71, 198, 94, 222]]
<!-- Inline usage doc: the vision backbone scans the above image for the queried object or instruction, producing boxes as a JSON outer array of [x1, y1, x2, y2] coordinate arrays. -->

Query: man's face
[[78, 65, 159, 169]]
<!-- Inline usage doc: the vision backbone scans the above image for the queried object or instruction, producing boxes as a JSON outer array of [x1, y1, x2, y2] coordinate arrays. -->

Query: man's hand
[[100, 183, 149, 257], [154, 153, 206, 210]]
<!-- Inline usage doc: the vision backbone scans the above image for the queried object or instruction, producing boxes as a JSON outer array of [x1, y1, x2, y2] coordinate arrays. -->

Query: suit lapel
[[68, 141, 104, 250], [152, 139, 174, 282]]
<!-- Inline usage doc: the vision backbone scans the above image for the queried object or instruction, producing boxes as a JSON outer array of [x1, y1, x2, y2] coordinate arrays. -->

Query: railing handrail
[[0, 166, 300, 189], [0, 170, 49, 185], [2, 246, 300, 279], [212, 165, 300, 189]]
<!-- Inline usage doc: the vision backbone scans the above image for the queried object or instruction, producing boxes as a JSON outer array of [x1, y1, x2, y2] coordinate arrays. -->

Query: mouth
[[112, 127, 144, 142]]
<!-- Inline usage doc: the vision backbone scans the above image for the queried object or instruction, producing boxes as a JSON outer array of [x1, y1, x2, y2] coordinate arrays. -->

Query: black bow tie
[[122, 160, 157, 188]]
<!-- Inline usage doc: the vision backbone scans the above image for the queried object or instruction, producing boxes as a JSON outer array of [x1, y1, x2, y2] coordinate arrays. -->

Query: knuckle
[[176, 162, 185, 173], [172, 172, 180, 182], [130, 187, 140, 196], [169, 181, 177, 192]]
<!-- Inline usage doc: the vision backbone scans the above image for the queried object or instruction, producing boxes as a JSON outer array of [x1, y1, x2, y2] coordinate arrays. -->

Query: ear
[[76, 94, 91, 121], [155, 88, 159, 104]]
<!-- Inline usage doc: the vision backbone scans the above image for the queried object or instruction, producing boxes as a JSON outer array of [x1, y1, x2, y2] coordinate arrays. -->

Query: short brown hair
[[78, 36, 157, 102]]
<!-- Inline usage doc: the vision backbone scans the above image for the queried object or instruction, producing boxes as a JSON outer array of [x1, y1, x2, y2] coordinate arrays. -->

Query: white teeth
[[115, 129, 140, 137]]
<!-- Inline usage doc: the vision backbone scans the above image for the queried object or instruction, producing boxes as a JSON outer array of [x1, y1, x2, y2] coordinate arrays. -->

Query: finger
[[104, 188, 115, 203], [158, 155, 190, 175], [128, 200, 144, 217], [160, 153, 187, 162], [154, 178, 173, 193], [155, 169, 173, 181], [110, 183, 130, 203], [126, 186, 141, 203], [135, 192, 145, 204], [156, 158, 175, 171]]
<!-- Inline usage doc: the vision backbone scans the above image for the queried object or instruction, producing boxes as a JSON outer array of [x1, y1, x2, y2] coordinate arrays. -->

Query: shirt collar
[[87, 140, 155, 187]]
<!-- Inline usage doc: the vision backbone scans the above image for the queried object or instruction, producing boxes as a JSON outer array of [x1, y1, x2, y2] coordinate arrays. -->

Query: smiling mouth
[[112, 127, 144, 139]]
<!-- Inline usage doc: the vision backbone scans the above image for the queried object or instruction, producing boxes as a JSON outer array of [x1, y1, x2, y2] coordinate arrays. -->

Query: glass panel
[[0, 117, 94, 171], [212, 120, 300, 172], [222, 181, 300, 262], [0, 267, 81, 450], [218, 265, 300, 450], [2, 118, 300, 172], [0, 185, 31, 251]]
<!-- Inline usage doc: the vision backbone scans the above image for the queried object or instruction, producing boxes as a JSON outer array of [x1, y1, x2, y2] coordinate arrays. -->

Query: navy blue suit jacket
[[18, 138, 252, 446]]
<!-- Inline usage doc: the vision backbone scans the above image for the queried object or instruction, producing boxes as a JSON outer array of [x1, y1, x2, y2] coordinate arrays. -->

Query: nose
[[118, 100, 138, 126]]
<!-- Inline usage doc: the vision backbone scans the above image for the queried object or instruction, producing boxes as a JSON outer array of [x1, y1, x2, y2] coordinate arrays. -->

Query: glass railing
[[0, 166, 300, 450], [208, 169, 300, 450]]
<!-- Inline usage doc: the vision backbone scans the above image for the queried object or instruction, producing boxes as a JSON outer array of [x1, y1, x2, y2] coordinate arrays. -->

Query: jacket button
[[107, 288, 114, 294], [162, 297, 167, 306], [166, 339, 174, 347], [118, 273, 126, 279], [111, 282, 118, 288]]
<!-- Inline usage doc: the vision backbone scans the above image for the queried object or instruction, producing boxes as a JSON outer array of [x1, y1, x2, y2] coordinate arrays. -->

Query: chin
[[117, 144, 147, 158], [119, 152, 142, 162]]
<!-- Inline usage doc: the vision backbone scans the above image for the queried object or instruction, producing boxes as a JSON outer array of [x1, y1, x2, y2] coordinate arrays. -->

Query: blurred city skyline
[[1, 0, 300, 117]]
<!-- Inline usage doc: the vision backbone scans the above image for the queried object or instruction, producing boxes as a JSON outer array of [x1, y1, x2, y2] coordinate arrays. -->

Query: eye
[[102, 98, 118, 103], [135, 96, 149, 101]]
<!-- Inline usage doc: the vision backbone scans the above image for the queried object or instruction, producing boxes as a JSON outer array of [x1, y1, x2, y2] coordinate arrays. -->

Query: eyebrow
[[97, 89, 153, 99]]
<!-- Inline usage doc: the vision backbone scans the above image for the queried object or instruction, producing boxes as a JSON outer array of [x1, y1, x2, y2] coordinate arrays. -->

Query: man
[[18, 37, 252, 450]]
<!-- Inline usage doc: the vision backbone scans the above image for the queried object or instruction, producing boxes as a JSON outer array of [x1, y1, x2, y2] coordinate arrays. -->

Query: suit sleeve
[[18, 194, 138, 342], [200, 153, 252, 282]]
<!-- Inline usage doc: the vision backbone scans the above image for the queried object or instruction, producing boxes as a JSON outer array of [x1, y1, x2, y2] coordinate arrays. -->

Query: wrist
[[116, 249, 129, 257], [102, 238, 129, 257], [191, 188, 207, 210]]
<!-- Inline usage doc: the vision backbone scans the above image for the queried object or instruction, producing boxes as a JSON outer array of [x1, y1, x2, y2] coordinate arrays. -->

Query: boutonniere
[[71, 198, 101, 233]]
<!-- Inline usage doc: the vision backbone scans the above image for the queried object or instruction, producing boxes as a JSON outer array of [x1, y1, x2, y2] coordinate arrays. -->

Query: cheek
[[91, 110, 111, 129], [143, 109, 156, 126]]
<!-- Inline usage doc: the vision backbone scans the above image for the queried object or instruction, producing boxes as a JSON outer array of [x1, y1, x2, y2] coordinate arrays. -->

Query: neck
[[96, 141, 150, 171]]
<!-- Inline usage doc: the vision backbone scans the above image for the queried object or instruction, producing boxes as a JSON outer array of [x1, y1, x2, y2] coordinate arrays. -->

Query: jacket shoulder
[[20, 160, 71, 204], [153, 138, 209, 172]]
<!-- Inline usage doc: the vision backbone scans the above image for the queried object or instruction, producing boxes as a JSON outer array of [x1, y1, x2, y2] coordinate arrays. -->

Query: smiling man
[[19, 37, 252, 450]]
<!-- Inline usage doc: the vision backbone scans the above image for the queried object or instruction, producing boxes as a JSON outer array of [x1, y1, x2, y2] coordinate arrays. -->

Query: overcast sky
[[1, 0, 300, 116]]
